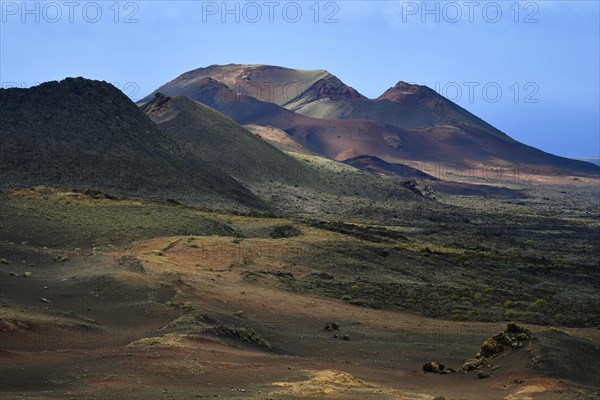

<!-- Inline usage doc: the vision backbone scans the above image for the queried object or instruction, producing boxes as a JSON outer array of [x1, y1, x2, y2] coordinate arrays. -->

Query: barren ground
[[1, 185, 599, 399]]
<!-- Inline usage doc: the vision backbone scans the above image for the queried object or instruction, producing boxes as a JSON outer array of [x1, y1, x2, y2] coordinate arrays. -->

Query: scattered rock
[[313, 272, 334, 280], [423, 361, 445, 373], [324, 322, 340, 331], [269, 225, 302, 239], [39, 297, 51, 303], [480, 323, 532, 358], [422, 185, 436, 199], [477, 370, 491, 379], [23, 271, 32, 278], [462, 358, 484, 371], [441, 367, 457, 374], [152, 249, 163, 256], [462, 324, 533, 375], [208, 326, 271, 349], [0, 258, 9, 265], [334, 333, 350, 341], [54, 255, 69, 262]]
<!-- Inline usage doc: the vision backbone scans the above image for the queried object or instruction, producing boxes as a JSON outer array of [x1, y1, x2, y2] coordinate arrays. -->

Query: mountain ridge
[[140, 64, 599, 177]]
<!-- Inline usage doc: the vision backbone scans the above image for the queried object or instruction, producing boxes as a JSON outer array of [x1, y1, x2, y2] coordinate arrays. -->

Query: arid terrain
[[1, 76, 599, 399], [1, 180, 598, 399]]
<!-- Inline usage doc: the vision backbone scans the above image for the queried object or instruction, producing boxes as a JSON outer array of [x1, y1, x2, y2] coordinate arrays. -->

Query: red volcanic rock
[[377, 81, 441, 106]]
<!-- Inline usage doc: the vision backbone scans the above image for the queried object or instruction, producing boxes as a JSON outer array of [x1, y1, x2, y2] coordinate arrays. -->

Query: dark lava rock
[[324, 322, 340, 331], [480, 323, 532, 358], [477, 370, 491, 379], [269, 225, 302, 239], [423, 361, 445, 373], [463, 358, 484, 371]]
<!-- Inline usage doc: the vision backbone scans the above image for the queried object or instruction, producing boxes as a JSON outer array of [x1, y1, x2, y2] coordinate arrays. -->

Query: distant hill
[[0, 78, 265, 211], [141, 64, 599, 178], [571, 157, 600, 167]]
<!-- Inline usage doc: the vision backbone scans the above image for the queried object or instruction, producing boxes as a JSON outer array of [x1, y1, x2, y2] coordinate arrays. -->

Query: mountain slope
[[142, 65, 599, 177], [0, 78, 265, 210], [342, 155, 438, 180], [141, 92, 321, 187], [140, 93, 424, 209]]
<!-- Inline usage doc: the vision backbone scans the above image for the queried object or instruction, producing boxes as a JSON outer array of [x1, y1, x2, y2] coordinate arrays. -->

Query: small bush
[[504, 300, 513, 308], [532, 298, 548, 308], [451, 309, 465, 321], [341, 295, 351, 302], [504, 309, 516, 319]]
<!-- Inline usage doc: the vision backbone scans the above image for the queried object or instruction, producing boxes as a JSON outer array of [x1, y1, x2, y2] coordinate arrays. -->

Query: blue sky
[[1, 0, 598, 158]]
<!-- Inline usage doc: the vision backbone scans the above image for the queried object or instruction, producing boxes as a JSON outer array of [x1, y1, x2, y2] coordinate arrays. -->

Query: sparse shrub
[[485, 288, 493, 294], [341, 295, 351, 302], [451, 309, 465, 321], [474, 292, 484, 302], [351, 284, 361, 291], [465, 310, 477, 319], [504, 300, 513, 308], [450, 294, 461, 301], [532, 298, 548, 308], [504, 309, 516, 319], [420, 247, 432, 256]]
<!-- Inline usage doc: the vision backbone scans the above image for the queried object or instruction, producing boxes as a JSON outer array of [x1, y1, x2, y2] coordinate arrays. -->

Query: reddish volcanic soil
[[2, 231, 598, 399]]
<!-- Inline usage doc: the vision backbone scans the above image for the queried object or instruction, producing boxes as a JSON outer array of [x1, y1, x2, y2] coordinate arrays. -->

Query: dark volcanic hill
[[0, 78, 264, 210], [141, 93, 424, 204], [141, 92, 321, 187], [142, 64, 599, 177]]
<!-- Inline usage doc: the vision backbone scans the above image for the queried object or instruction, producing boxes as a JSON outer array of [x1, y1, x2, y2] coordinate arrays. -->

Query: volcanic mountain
[[140, 92, 322, 188], [141, 92, 424, 204], [141, 64, 599, 177], [0, 78, 264, 210]]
